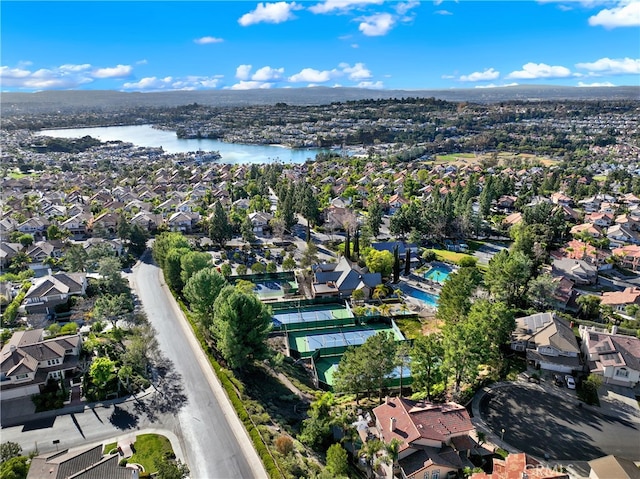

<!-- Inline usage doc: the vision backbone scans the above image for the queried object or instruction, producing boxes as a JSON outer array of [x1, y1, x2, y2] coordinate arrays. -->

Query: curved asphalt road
[[130, 252, 267, 479]]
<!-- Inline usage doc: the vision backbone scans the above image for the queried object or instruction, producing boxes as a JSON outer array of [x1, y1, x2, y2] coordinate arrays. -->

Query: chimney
[[390, 417, 396, 432], [611, 325, 618, 335], [9, 344, 17, 352], [385, 395, 389, 405]]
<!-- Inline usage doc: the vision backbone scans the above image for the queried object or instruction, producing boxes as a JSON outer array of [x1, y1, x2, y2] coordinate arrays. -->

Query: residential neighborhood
[[1, 96, 640, 478]]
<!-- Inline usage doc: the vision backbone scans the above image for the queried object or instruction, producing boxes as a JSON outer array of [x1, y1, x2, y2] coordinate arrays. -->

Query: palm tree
[[373, 284, 387, 304], [384, 438, 403, 477], [360, 438, 385, 471]]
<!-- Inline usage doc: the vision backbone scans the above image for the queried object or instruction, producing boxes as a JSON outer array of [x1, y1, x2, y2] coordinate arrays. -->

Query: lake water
[[37, 124, 326, 164]]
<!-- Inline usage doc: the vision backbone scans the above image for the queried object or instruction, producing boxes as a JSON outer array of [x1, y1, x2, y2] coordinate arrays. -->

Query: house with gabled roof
[[167, 211, 200, 233], [27, 444, 137, 479], [613, 244, 640, 271], [0, 242, 23, 269], [17, 216, 49, 237], [511, 312, 581, 374], [248, 211, 273, 234], [1, 328, 82, 400], [312, 256, 381, 299], [580, 325, 640, 388], [372, 397, 475, 479], [551, 258, 598, 285], [601, 287, 640, 312], [20, 272, 87, 314]]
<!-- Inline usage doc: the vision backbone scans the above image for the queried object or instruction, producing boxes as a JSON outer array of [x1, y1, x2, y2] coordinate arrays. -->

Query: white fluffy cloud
[[459, 68, 500, 82], [238, 2, 301, 26], [229, 80, 274, 90], [236, 64, 253, 80], [122, 75, 221, 91], [252, 66, 285, 81], [575, 57, 640, 74], [506, 62, 572, 79], [434, 9, 453, 15], [309, 0, 383, 14], [288, 67, 340, 82], [194, 36, 224, 44], [589, 0, 640, 28], [287, 63, 374, 83], [0, 63, 133, 89], [358, 13, 395, 36], [93, 64, 133, 78], [339, 62, 372, 80]]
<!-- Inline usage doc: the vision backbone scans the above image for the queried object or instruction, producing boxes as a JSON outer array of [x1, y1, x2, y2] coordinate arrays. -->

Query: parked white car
[[565, 375, 576, 389]]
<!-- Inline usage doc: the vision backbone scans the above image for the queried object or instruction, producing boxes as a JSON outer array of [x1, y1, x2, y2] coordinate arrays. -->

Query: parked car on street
[[553, 374, 564, 387], [565, 375, 576, 389]]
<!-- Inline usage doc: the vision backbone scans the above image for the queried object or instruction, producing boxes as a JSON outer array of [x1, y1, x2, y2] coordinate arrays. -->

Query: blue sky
[[1, 1, 639, 92]]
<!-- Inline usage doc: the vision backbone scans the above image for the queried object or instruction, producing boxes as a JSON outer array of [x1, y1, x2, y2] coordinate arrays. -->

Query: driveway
[[478, 382, 640, 461]]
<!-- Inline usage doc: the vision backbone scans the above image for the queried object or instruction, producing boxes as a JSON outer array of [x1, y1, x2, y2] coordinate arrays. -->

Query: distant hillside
[[2, 85, 639, 114]]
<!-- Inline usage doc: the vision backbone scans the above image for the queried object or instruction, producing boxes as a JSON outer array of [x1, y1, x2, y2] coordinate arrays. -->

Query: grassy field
[[431, 248, 476, 264], [431, 152, 558, 168]]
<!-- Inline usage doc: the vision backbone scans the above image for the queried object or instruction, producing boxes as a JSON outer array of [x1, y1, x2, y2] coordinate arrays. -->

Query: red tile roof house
[[613, 245, 640, 271], [0, 328, 82, 400], [580, 325, 640, 389], [371, 397, 476, 479], [600, 287, 640, 312]]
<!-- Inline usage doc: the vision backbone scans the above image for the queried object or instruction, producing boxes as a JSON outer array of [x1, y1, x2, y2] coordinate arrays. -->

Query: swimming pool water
[[398, 283, 439, 308], [424, 264, 452, 283]]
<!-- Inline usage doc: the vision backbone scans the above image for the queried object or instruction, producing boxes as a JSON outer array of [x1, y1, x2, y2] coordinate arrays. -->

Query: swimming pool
[[397, 283, 439, 308], [424, 263, 452, 284]]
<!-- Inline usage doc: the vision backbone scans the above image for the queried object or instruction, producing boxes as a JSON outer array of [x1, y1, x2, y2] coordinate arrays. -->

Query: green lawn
[[431, 248, 476, 265], [435, 153, 476, 162], [128, 434, 174, 474], [103, 434, 174, 474]]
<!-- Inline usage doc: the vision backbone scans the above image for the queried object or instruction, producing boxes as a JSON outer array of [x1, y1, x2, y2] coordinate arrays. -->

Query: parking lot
[[479, 382, 640, 461]]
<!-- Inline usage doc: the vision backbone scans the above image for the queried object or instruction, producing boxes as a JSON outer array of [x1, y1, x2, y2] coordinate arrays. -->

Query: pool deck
[[398, 276, 440, 312]]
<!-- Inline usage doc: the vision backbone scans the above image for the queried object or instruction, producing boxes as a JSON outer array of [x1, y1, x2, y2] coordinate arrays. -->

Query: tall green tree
[[164, 248, 190, 293], [183, 268, 228, 328], [152, 232, 190, 268], [367, 200, 383, 238], [179, 251, 212, 285], [392, 244, 400, 283], [127, 224, 149, 257], [410, 333, 445, 400], [333, 331, 397, 401], [484, 250, 533, 307], [212, 286, 272, 370], [209, 201, 232, 248], [436, 267, 481, 324], [300, 184, 320, 243]]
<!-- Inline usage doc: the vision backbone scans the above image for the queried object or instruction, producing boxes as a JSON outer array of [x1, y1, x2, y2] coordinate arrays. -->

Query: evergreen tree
[[209, 201, 232, 248], [212, 286, 272, 370]]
